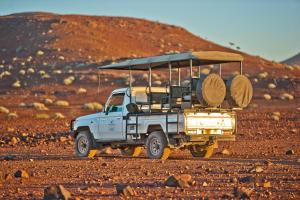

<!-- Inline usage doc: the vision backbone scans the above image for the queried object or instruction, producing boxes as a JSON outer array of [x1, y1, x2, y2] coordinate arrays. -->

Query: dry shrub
[[7, 112, 18, 119], [83, 102, 103, 111], [54, 100, 69, 107], [30, 102, 49, 110], [35, 113, 50, 119], [53, 112, 65, 119], [0, 106, 9, 114]]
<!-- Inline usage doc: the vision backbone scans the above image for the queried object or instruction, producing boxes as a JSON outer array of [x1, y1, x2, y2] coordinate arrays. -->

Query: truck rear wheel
[[189, 144, 214, 158], [75, 131, 95, 157], [146, 131, 169, 159]]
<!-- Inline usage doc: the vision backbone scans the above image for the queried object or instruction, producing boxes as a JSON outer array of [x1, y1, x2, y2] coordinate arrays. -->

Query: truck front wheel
[[146, 131, 169, 159], [75, 131, 95, 157]]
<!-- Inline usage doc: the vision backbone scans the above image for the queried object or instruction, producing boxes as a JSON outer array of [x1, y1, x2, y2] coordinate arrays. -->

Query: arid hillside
[[283, 52, 300, 66]]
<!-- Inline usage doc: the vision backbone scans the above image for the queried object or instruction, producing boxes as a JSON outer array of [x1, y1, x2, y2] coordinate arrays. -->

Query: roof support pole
[[219, 64, 222, 77], [198, 66, 201, 78], [168, 62, 172, 85], [240, 61, 243, 75], [129, 67, 132, 88], [189, 59, 193, 108], [178, 67, 181, 86], [148, 65, 152, 112]]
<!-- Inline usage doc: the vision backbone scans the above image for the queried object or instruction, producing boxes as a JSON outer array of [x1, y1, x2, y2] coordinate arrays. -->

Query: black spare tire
[[226, 75, 253, 108], [196, 73, 226, 107]]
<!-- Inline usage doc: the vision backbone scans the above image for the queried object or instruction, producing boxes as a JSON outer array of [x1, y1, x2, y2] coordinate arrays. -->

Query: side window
[[107, 93, 125, 113]]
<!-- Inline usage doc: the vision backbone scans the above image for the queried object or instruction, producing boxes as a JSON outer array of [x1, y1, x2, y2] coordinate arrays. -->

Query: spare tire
[[196, 73, 226, 107], [226, 75, 253, 108]]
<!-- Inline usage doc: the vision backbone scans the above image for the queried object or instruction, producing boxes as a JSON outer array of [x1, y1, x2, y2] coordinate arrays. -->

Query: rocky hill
[[282, 52, 300, 66]]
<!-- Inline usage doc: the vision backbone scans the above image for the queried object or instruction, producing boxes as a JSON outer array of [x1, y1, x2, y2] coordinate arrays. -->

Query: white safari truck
[[70, 51, 253, 159]]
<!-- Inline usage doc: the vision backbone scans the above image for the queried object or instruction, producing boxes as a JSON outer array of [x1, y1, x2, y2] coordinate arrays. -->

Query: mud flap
[[88, 150, 98, 158], [161, 147, 171, 160], [132, 147, 142, 157]]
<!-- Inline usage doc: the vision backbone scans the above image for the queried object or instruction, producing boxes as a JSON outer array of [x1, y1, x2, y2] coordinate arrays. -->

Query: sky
[[0, 0, 299, 61]]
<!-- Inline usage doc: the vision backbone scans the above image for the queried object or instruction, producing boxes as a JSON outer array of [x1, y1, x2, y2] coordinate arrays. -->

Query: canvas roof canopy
[[98, 51, 244, 71]]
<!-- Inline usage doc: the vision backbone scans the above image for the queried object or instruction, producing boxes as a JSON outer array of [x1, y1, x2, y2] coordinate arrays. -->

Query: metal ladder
[[125, 114, 139, 140]]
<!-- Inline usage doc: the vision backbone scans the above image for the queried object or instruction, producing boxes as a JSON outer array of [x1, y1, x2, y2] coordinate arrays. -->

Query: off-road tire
[[75, 131, 95, 157], [146, 131, 168, 159], [189, 144, 214, 158]]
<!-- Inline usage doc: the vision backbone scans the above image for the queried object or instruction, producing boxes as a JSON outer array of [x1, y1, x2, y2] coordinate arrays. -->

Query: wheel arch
[[146, 124, 169, 144]]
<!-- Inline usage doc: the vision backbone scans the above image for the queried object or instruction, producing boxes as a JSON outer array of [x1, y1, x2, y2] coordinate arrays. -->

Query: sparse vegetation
[[0, 106, 9, 114], [54, 100, 70, 107], [83, 102, 103, 111], [35, 113, 50, 119]]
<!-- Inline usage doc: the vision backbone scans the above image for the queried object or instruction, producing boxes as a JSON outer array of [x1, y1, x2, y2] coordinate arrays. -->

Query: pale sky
[[0, 0, 299, 61]]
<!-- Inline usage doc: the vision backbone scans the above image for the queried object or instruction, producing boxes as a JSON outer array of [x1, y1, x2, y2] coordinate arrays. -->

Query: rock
[[4, 174, 13, 181], [271, 115, 280, 121], [77, 87, 87, 94], [116, 184, 135, 196], [249, 166, 264, 173], [239, 176, 255, 183], [258, 72, 268, 79], [12, 80, 21, 88], [263, 181, 271, 188], [202, 182, 208, 187], [280, 93, 294, 100], [59, 137, 68, 143], [58, 56, 65, 60], [27, 68, 35, 74], [221, 149, 231, 155], [14, 170, 29, 179], [36, 50, 44, 56], [286, 150, 294, 155], [233, 187, 253, 199], [0, 106, 9, 114], [268, 83, 276, 89], [263, 94, 272, 100], [19, 69, 26, 75], [43, 185, 71, 200], [10, 137, 18, 146], [272, 112, 280, 116], [165, 174, 192, 188]]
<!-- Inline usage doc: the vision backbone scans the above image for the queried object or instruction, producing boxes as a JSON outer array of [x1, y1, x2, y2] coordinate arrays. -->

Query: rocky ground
[[0, 100, 299, 199]]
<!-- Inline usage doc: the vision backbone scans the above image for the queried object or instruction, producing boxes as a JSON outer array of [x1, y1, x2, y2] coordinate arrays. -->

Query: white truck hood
[[76, 113, 99, 121]]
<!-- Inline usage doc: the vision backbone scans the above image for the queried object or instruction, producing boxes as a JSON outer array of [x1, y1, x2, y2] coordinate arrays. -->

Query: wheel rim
[[77, 136, 89, 154], [150, 137, 161, 156]]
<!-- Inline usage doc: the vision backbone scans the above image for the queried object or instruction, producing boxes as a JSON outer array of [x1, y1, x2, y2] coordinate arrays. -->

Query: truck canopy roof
[[98, 51, 244, 71]]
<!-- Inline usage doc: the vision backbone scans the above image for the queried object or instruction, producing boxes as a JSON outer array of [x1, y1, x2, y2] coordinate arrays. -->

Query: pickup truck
[[70, 51, 252, 159]]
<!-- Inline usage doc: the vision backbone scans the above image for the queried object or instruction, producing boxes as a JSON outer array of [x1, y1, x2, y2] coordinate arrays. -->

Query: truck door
[[99, 93, 125, 140]]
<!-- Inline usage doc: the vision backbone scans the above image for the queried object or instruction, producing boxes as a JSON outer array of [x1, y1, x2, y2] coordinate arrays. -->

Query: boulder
[[165, 174, 192, 188], [43, 185, 71, 200], [116, 184, 135, 196]]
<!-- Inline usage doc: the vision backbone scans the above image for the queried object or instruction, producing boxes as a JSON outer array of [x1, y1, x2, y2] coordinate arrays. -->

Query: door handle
[[116, 117, 121, 119]]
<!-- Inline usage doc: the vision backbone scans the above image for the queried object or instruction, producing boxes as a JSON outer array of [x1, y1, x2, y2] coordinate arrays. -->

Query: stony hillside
[[282, 52, 300, 66]]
